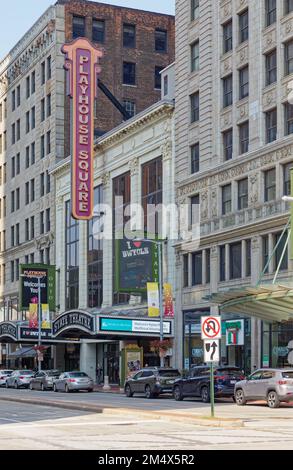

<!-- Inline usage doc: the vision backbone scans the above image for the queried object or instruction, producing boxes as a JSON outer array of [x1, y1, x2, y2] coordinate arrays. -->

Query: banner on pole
[[147, 283, 160, 317], [164, 283, 174, 317]]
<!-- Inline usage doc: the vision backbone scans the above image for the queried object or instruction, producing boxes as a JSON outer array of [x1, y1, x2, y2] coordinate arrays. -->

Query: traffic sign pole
[[210, 362, 215, 418]]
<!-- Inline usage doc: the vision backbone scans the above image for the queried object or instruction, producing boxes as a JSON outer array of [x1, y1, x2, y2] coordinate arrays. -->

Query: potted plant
[[150, 339, 173, 359]]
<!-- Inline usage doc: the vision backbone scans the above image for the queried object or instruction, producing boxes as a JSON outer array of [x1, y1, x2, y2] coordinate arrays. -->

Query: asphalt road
[[0, 398, 292, 450]]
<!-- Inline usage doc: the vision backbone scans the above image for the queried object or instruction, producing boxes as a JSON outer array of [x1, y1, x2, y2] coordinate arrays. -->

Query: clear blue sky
[[0, 0, 175, 60]]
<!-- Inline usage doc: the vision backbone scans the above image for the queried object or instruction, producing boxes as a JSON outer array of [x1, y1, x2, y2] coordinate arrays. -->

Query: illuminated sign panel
[[62, 38, 103, 220]]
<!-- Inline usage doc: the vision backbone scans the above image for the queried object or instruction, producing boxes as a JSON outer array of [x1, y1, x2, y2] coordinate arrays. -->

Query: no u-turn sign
[[201, 316, 222, 340]]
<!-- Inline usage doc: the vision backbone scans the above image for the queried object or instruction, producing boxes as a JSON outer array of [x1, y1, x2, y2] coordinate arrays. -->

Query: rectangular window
[[191, 0, 199, 21], [40, 211, 44, 234], [26, 111, 30, 133], [46, 171, 51, 194], [31, 106, 35, 129], [41, 98, 45, 122], [155, 66, 164, 89], [25, 218, 29, 241], [30, 179, 35, 202], [190, 92, 199, 122], [40, 173, 45, 197], [123, 23, 135, 48], [239, 66, 249, 100], [191, 143, 199, 174], [66, 200, 79, 309], [46, 131, 51, 155], [223, 128, 233, 161], [72, 16, 85, 39], [192, 252, 203, 286], [246, 240, 251, 277], [47, 56, 52, 80], [11, 123, 15, 145], [41, 135, 45, 159], [11, 157, 15, 178], [10, 261, 14, 283], [47, 94, 51, 117], [220, 245, 226, 282], [123, 62, 136, 85], [230, 242, 242, 280], [206, 249, 211, 284], [41, 61, 45, 85], [30, 216, 35, 240], [266, 0, 276, 27], [16, 224, 19, 245], [190, 41, 199, 72], [11, 191, 15, 213], [285, 0, 293, 14], [25, 182, 29, 205], [239, 10, 249, 43], [275, 232, 288, 271], [223, 20, 233, 54], [264, 168, 276, 202], [17, 86, 20, 107], [31, 143, 35, 165], [26, 76, 30, 99], [88, 186, 103, 308], [142, 158, 162, 235], [15, 259, 19, 281], [123, 100, 136, 118], [266, 49, 277, 85], [31, 71, 36, 94], [223, 74, 233, 107], [12, 90, 15, 111], [283, 162, 293, 195], [46, 208, 50, 232], [238, 178, 248, 210], [239, 121, 249, 154], [222, 184, 232, 215], [285, 102, 293, 135], [11, 226, 14, 247], [155, 29, 167, 52], [92, 19, 105, 43], [285, 40, 293, 75], [16, 188, 20, 210], [26, 146, 30, 169], [16, 153, 20, 174], [183, 254, 189, 287], [266, 108, 277, 143], [190, 194, 199, 226]]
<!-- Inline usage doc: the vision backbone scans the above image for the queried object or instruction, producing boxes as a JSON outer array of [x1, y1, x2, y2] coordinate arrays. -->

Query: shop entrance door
[[105, 343, 120, 385]]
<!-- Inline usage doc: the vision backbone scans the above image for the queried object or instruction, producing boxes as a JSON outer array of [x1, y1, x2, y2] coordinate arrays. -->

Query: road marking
[[0, 419, 160, 430]]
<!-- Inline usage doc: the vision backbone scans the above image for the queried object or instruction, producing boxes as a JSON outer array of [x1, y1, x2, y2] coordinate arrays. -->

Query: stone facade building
[[175, 0, 293, 372]]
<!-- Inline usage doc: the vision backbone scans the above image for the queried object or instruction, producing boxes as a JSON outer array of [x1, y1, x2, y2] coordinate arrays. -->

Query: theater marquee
[[62, 38, 103, 220]]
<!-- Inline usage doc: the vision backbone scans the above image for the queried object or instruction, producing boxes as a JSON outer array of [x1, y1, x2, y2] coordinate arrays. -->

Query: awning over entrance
[[207, 284, 293, 323], [8, 347, 37, 358]]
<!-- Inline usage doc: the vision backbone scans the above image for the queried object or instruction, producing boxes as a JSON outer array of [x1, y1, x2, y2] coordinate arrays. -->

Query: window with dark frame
[[190, 92, 199, 123], [264, 167, 276, 202], [239, 66, 249, 100], [223, 128, 233, 161], [192, 252, 203, 286], [155, 29, 167, 52], [155, 66, 164, 89], [285, 40, 293, 75], [285, 0, 293, 14], [190, 194, 199, 226], [283, 162, 293, 196], [65, 200, 79, 310], [191, 0, 199, 21], [142, 157, 162, 236], [123, 24, 135, 48], [88, 186, 103, 308], [265, 0, 276, 27], [238, 178, 248, 210], [190, 41, 199, 72], [239, 121, 249, 154], [92, 19, 105, 43], [266, 108, 277, 143], [183, 254, 189, 288], [265, 49, 277, 85], [222, 184, 232, 215], [223, 20, 233, 54], [219, 245, 226, 282], [246, 240, 251, 277], [123, 62, 136, 85], [191, 143, 199, 174], [72, 15, 85, 39], [230, 242, 242, 280], [123, 100, 136, 118], [275, 232, 288, 271], [285, 102, 293, 135], [223, 74, 233, 107], [239, 10, 249, 43]]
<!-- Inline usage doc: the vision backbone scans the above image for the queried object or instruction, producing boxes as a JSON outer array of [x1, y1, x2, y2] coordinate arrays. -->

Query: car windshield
[[47, 371, 60, 377], [69, 372, 88, 378], [282, 371, 293, 378], [158, 369, 181, 377], [19, 370, 33, 375], [3, 371, 13, 374]]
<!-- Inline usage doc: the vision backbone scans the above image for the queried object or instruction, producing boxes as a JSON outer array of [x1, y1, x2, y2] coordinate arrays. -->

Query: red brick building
[[57, 0, 175, 155]]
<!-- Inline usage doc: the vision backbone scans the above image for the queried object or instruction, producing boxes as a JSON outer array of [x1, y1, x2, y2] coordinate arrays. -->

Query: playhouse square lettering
[[77, 52, 91, 214]]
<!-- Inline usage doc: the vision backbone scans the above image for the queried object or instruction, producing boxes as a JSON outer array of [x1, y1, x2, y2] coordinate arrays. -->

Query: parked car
[[6, 370, 34, 389], [234, 368, 293, 409], [53, 371, 94, 393], [173, 366, 245, 402], [29, 370, 61, 391], [124, 367, 182, 398], [0, 370, 14, 387]]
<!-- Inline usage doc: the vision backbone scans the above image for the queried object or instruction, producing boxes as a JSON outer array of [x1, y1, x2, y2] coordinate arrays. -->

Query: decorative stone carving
[[249, 174, 259, 205], [129, 157, 139, 176], [102, 172, 111, 188], [200, 190, 208, 220], [210, 189, 218, 217]]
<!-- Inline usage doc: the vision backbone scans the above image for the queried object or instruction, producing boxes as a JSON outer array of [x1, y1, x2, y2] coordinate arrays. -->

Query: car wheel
[[29, 382, 33, 391], [235, 389, 246, 406], [88, 388, 93, 393], [173, 385, 184, 401], [267, 391, 280, 409], [145, 384, 153, 399], [125, 384, 133, 397], [201, 386, 210, 403], [65, 384, 70, 393], [14, 381, 18, 390], [53, 384, 58, 392]]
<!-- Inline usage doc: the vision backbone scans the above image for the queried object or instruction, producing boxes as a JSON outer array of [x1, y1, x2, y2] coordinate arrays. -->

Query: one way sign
[[204, 340, 220, 363]]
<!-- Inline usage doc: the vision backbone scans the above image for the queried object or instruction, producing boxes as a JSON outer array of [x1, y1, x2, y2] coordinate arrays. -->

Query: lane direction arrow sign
[[204, 340, 220, 363]]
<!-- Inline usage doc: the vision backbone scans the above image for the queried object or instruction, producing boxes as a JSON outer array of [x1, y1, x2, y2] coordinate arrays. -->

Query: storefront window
[[65, 201, 79, 310], [88, 186, 103, 308], [262, 321, 293, 368]]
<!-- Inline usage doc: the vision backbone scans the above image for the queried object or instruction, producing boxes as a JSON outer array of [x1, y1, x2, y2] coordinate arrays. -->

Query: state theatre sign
[[62, 38, 103, 220]]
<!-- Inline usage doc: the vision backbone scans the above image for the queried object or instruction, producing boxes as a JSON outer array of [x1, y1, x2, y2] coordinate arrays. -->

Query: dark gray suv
[[124, 368, 181, 398]]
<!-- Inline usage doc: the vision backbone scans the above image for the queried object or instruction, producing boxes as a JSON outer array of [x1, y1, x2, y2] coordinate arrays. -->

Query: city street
[[0, 389, 292, 449], [0, 397, 292, 450]]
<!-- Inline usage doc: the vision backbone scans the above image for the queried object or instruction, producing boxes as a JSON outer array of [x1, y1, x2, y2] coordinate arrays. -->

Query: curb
[[0, 395, 244, 428]]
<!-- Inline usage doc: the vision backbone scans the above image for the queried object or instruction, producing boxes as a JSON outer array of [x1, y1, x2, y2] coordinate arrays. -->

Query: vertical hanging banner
[[147, 283, 160, 317], [62, 38, 103, 220], [164, 284, 174, 318]]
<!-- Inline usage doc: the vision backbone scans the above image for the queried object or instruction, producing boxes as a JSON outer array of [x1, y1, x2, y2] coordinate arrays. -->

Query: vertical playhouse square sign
[[62, 38, 103, 220]]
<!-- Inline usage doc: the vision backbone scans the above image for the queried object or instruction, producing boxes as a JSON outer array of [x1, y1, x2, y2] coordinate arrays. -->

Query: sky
[[0, 0, 175, 60]]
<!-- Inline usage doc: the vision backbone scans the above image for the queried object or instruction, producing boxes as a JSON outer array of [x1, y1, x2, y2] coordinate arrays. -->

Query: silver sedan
[[6, 370, 34, 389], [0, 370, 14, 387], [53, 371, 94, 393]]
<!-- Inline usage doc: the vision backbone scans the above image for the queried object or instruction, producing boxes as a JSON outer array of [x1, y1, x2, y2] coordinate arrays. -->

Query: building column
[[102, 173, 113, 307], [80, 341, 96, 381], [251, 236, 262, 371], [78, 220, 88, 310]]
